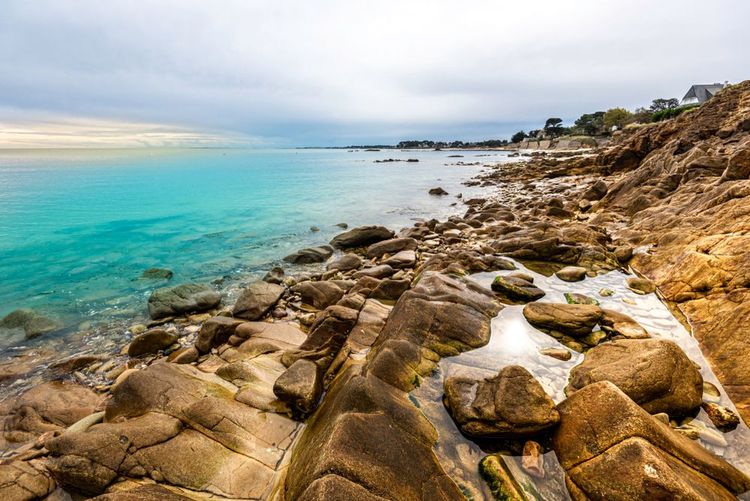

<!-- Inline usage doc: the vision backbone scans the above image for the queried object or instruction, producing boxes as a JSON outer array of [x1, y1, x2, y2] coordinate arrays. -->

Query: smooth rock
[[491, 275, 545, 302], [128, 328, 179, 357], [232, 281, 285, 320], [443, 365, 559, 437], [555, 266, 587, 282], [0, 308, 62, 339], [291, 281, 345, 310], [273, 359, 323, 415], [523, 303, 603, 337], [626, 277, 656, 295], [326, 254, 363, 272], [140, 268, 173, 280], [330, 226, 394, 249], [366, 237, 418, 258], [283, 245, 334, 264], [567, 338, 703, 415], [147, 284, 221, 320]]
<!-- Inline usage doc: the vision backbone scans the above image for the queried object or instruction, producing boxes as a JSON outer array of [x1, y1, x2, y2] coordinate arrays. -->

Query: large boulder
[[273, 359, 323, 415], [283, 245, 334, 264], [330, 226, 394, 249], [443, 365, 559, 438], [232, 281, 285, 320], [491, 275, 545, 302], [0, 308, 62, 339], [567, 338, 703, 415], [523, 303, 603, 337], [291, 281, 345, 310], [282, 305, 359, 370], [0, 461, 56, 500], [194, 316, 244, 353], [553, 382, 750, 499], [147, 284, 221, 320]]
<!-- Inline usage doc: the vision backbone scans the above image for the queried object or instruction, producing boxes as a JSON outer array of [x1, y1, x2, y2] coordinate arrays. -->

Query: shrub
[[651, 104, 699, 122]]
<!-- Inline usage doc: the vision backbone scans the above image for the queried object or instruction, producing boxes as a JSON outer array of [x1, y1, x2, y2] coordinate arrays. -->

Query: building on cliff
[[682, 83, 725, 104]]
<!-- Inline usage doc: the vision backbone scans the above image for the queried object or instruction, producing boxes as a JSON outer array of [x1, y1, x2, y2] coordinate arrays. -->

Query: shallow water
[[0, 148, 503, 345], [410, 261, 750, 499]]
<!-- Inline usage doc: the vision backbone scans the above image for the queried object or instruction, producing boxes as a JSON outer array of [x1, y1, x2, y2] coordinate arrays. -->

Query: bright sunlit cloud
[[0, 0, 748, 146]]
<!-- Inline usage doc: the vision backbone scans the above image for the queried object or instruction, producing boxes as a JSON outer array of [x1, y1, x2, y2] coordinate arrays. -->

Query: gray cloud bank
[[1, 0, 748, 146]]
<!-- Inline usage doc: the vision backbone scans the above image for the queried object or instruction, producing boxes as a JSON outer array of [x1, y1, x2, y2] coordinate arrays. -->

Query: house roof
[[683, 84, 724, 103]]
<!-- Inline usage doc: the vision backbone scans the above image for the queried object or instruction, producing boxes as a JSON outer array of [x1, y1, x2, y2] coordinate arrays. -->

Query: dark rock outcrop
[[147, 284, 220, 320], [330, 226, 394, 249]]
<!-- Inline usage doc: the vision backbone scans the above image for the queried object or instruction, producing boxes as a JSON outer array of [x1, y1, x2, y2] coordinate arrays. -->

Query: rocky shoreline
[[2, 81, 750, 500]]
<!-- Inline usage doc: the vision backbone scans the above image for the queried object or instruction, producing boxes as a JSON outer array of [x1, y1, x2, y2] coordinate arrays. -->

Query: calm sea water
[[0, 148, 503, 341]]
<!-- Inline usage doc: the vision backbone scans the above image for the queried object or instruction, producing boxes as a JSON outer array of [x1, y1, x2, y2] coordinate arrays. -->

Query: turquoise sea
[[0, 148, 504, 344]]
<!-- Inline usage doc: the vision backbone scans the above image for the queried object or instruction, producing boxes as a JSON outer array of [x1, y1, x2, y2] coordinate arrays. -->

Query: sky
[[0, 0, 748, 147]]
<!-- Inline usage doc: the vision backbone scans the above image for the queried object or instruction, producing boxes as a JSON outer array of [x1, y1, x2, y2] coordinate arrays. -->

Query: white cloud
[[0, 0, 747, 145]]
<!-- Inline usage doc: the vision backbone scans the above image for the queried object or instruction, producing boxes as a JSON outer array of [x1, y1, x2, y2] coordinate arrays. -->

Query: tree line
[[511, 97, 692, 143]]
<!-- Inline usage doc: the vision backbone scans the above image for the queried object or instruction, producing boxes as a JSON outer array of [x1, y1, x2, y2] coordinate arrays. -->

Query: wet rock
[[599, 308, 649, 338], [443, 365, 559, 438], [626, 277, 656, 295], [0, 308, 62, 339], [702, 402, 740, 432], [567, 338, 703, 415], [539, 347, 572, 361], [283, 245, 334, 264], [330, 225, 394, 249], [140, 268, 173, 280], [147, 284, 221, 320], [232, 281, 285, 320], [491, 275, 545, 302], [291, 281, 345, 310], [555, 266, 587, 282], [614, 245, 633, 263], [599, 288, 614, 297], [522, 440, 545, 478], [553, 381, 750, 500], [273, 359, 323, 415], [170, 346, 199, 364], [195, 316, 244, 353], [479, 454, 525, 500], [523, 303, 602, 337], [428, 187, 448, 195], [382, 249, 416, 269], [326, 253, 362, 272], [128, 328, 179, 357], [310, 226, 320, 232], [262, 266, 285, 284], [366, 237, 418, 258]]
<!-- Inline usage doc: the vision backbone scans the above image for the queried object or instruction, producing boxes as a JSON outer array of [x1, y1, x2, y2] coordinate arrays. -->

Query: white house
[[682, 83, 725, 105]]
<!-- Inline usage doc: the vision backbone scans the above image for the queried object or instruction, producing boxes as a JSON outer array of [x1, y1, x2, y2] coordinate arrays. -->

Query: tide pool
[[0, 148, 505, 340]]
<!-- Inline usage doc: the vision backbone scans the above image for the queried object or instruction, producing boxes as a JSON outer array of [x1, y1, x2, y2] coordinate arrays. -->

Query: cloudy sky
[[1, 0, 748, 147]]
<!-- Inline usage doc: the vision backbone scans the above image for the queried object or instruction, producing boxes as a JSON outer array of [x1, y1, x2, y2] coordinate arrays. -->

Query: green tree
[[543, 117, 564, 137], [573, 112, 605, 136], [603, 108, 633, 129], [511, 131, 527, 143], [649, 98, 679, 112]]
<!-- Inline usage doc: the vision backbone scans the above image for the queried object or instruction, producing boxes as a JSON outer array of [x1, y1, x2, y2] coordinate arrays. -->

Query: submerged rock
[[140, 268, 173, 280], [147, 284, 221, 320], [702, 402, 740, 432], [626, 276, 656, 295], [232, 281, 285, 320], [428, 187, 448, 195], [443, 365, 559, 438], [329, 225, 394, 249], [0, 308, 62, 339], [567, 338, 703, 415], [262, 266, 285, 284]]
